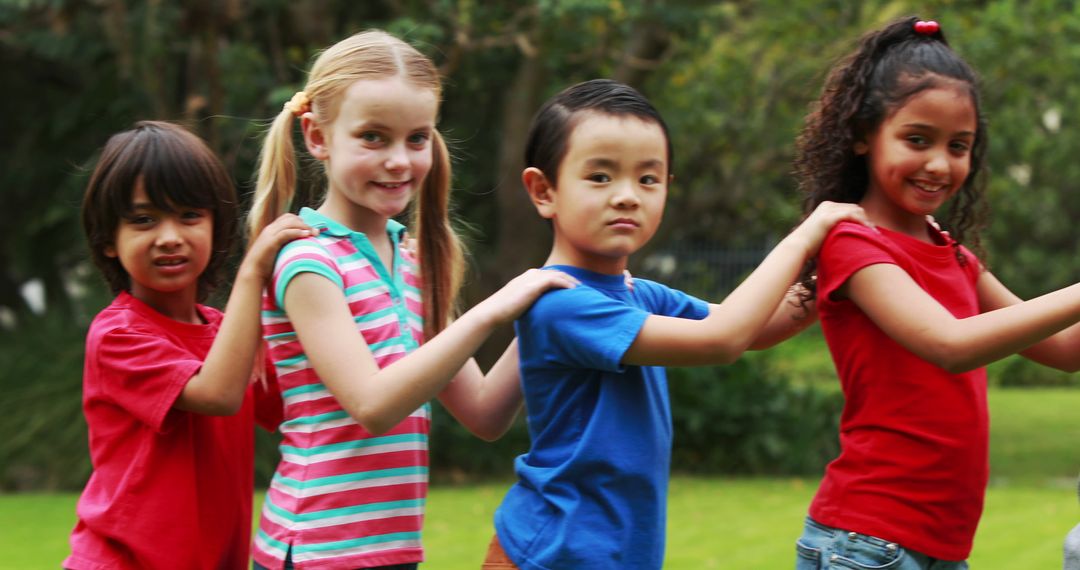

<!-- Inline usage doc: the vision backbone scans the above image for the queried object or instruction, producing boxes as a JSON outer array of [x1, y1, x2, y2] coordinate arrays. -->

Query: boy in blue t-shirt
[[485, 79, 870, 570]]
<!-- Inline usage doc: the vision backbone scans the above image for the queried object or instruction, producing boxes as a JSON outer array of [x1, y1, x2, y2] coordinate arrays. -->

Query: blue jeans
[[795, 517, 968, 570]]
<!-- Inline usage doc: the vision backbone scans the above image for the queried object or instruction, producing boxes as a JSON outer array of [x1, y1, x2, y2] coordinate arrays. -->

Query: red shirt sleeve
[[817, 222, 898, 302], [92, 327, 201, 432], [254, 352, 284, 432]]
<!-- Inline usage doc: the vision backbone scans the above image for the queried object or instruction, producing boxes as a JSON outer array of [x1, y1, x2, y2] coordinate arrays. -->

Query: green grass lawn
[[5, 387, 1078, 569], [4, 478, 1077, 569]]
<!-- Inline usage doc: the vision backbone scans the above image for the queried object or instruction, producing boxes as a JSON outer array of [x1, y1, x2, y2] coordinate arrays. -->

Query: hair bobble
[[283, 91, 311, 117], [914, 20, 940, 35]]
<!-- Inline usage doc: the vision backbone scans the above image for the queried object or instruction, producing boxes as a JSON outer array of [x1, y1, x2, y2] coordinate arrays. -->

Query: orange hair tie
[[283, 91, 311, 117]]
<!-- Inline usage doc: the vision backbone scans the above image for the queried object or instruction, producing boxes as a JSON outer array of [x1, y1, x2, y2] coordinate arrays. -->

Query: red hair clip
[[914, 20, 940, 35]]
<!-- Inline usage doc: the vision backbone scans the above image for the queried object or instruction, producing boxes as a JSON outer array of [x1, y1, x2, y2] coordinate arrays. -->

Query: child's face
[[105, 179, 213, 303], [306, 76, 438, 230], [538, 112, 668, 273], [857, 85, 977, 223]]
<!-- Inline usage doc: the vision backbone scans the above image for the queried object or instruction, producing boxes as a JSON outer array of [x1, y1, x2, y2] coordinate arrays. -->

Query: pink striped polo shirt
[[253, 208, 430, 570]]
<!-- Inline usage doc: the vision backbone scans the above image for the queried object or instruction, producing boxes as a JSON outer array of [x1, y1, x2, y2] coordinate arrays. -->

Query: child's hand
[[244, 213, 317, 282], [792, 201, 873, 257], [475, 269, 580, 326]]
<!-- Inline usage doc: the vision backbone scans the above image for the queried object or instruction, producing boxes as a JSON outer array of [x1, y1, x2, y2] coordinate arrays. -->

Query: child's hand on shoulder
[[242, 213, 318, 282], [475, 268, 580, 327], [792, 201, 873, 257]]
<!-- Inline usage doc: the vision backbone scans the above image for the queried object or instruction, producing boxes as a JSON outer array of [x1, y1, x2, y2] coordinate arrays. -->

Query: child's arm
[[174, 214, 314, 415], [748, 287, 818, 350], [622, 201, 868, 366], [284, 269, 576, 435], [435, 340, 523, 441], [841, 264, 1080, 373]]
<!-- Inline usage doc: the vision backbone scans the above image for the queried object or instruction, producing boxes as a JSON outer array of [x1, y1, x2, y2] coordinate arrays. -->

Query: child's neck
[[860, 198, 938, 244], [130, 286, 202, 324], [544, 242, 629, 275], [316, 202, 395, 271]]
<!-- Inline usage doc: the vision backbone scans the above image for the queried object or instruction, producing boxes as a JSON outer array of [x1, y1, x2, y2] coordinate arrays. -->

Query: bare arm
[[975, 271, 1080, 371], [623, 201, 868, 367], [436, 339, 523, 442], [748, 287, 818, 350], [842, 263, 1080, 373], [286, 269, 575, 435], [176, 214, 314, 414]]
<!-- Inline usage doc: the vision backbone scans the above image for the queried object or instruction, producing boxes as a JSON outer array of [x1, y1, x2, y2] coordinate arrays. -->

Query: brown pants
[[480, 534, 519, 569]]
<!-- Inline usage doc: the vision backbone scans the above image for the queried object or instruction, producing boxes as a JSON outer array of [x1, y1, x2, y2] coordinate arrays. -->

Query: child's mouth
[[911, 180, 947, 193]]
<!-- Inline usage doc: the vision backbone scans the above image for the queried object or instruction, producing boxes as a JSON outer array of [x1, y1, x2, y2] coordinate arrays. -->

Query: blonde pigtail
[[414, 129, 464, 340], [248, 106, 301, 242]]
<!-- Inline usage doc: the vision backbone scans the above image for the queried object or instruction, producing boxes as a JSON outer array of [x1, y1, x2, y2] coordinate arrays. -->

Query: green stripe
[[272, 466, 428, 490], [276, 259, 342, 309], [265, 330, 296, 341], [256, 528, 289, 551], [274, 353, 307, 368], [283, 498, 424, 523], [281, 410, 350, 427], [354, 306, 396, 323], [282, 383, 326, 399], [280, 433, 427, 457], [368, 338, 408, 352], [293, 531, 422, 553], [344, 280, 388, 296]]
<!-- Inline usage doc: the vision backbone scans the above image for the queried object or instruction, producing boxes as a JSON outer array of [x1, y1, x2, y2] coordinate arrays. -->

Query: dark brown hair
[[794, 16, 989, 304], [82, 121, 238, 300]]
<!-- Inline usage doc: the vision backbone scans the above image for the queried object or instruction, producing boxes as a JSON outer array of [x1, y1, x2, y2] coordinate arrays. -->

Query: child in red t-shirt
[[784, 16, 1080, 569], [64, 121, 315, 570]]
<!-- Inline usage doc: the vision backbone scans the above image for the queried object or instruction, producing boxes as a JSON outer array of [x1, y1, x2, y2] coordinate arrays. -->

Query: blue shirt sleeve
[[519, 287, 650, 373], [630, 278, 711, 320]]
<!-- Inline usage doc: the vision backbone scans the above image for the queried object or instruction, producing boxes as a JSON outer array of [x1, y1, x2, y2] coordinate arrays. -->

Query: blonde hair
[[248, 30, 464, 339]]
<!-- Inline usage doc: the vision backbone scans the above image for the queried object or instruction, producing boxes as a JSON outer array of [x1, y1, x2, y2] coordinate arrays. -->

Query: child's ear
[[301, 112, 330, 161], [104, 243, 117, 258], [522, 167, 556, 219], [854, 139, 869, 155]]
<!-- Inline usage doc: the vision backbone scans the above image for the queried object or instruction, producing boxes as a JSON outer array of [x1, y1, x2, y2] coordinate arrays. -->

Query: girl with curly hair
[[789, 16, 1080, 569]]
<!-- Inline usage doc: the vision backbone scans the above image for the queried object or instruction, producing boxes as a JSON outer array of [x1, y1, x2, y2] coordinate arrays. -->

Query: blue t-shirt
[[495, 265, 710, 570]]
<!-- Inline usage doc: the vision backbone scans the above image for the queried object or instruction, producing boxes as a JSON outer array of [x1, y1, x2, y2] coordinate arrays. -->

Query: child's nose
[[384, 143, 409, 172], [925, 151, 950, 176], [155, 220, 183, 247], [611, 185, 641, 208]]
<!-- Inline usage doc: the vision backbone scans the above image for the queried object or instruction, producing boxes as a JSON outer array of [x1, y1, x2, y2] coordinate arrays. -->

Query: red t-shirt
[[64, 292, 283, 570], [809, 222, 988, 561]]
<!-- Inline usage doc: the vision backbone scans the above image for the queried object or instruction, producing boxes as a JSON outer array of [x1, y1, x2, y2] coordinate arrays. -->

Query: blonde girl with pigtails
[[246, 30, 576, 570]]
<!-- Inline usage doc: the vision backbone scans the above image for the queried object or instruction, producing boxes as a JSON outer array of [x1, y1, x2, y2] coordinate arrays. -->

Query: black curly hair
[[793, 16, 989, 305]]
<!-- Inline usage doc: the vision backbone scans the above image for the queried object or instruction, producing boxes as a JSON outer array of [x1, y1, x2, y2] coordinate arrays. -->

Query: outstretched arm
[[286, 269, 576, 435], [176, 214, 314, 415], [436, 339, 523, 442], [623, 201, 868, 367], [974, 271, 1080, 371], [842, 264, 1080, 373]]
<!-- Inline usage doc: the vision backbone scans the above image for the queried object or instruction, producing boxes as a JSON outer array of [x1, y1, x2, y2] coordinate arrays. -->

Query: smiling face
[[857, 83, 977, 235], [304, 76, 439, 234], [526, 112, 669, 274], [105, 179, 213, 315]]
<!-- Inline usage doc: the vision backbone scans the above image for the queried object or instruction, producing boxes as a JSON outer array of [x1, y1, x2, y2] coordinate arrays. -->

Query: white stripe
[[281, 441, 428, 466], [346, 285, 389, 303], [293, 538, 422, 563], [404, 290, 421, 303], [284, 387, 332, 406], [280, 415, 356, 434], [356, 313, 398, 332], [372, 343, 407, 359], [279, 244, 333, 263], [270, 474, 428, 499], [276, 357, 311, 377], [263, 314, 291, 325], [254, 533, 289, 559], [340, 257, 373, 272]]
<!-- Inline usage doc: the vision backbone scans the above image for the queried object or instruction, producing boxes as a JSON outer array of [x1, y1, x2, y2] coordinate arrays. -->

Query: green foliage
[[0, 313, 92, 491], [669, 353, 844, 475], [989, 355, 1080, 388]]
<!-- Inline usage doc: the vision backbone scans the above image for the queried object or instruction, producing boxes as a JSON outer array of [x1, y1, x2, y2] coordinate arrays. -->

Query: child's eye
[[950, 141, 971, 154], [640, 174, 661, 185], [407, 132, 430, 146], [180, 210, 207, 222], [587, 173, 611, 183], [125, 214, 154, 225], [906, 135, 929, 146], [359, 132, 383, 144]]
